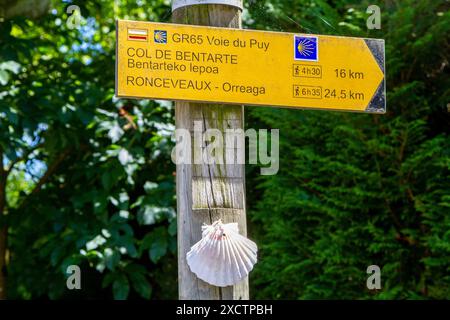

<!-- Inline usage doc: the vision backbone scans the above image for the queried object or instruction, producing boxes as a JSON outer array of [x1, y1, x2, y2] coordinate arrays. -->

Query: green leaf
[[112, 274, 130, 300], [102, 273, 116, 289], [143, 181, 158, 193], [129, 272, 152, 299], [124, 242, 138, 258], [138, 206, 164, 225], [108, 123, 124, 143], [104, 248, 121, 271], [168, 236, 177, 255], [168, 219, 177, 236], [149, 237, 168, 263], [0, 70, 10, 85], [0, 61, 21, 74], [102, 171, 113, 190]]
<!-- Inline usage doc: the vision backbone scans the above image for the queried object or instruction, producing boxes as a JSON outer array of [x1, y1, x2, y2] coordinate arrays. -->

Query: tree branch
[[17, 148, 72, 211], [5, 142, 44, 177]]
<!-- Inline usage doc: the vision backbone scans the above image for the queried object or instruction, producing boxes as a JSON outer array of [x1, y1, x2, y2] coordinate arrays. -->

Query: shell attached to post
[[186, 220, 258, 287]]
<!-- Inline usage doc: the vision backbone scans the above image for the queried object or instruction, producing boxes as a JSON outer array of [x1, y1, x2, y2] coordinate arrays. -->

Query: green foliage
[[1, 0, 177, 300], [246, 0, 450, 299]]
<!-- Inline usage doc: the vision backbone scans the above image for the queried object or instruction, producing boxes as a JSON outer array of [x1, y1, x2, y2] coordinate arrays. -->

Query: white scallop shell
[[186, 220, 258, 287]]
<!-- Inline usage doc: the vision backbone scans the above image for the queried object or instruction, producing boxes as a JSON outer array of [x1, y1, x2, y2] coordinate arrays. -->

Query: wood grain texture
[[173, 4, 248, 300]]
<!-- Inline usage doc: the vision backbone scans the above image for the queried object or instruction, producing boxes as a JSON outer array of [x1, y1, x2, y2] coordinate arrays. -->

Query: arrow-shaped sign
[[116, 20, 385, 113]]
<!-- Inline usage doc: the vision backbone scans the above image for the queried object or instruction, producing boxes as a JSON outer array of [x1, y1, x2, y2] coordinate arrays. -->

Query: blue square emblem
[[294, 36, 318, 61], [154, 30, 167, 44]]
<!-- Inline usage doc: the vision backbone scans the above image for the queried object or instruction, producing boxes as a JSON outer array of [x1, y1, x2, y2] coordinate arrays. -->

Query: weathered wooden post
[[171, 0, 249, 300]]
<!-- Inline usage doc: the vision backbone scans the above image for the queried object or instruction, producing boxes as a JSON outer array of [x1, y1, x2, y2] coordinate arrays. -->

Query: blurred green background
[[0, 0, 448, 299]]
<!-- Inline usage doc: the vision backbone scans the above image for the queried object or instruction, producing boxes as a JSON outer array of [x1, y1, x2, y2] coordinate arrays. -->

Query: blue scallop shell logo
[[294, 36, 318, 61], [154, 30, 167, 44]]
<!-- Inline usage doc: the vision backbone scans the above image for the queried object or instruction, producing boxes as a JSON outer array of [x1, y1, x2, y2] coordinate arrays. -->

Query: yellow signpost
[[116, 20, 385, 113]]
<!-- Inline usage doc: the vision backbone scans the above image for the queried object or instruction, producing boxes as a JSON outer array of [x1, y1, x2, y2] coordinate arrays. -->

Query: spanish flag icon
[[127, 28, 148, 42]]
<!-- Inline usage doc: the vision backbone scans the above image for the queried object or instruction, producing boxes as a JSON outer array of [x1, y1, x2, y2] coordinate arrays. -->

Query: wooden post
[[172, 2, 249, 300]]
